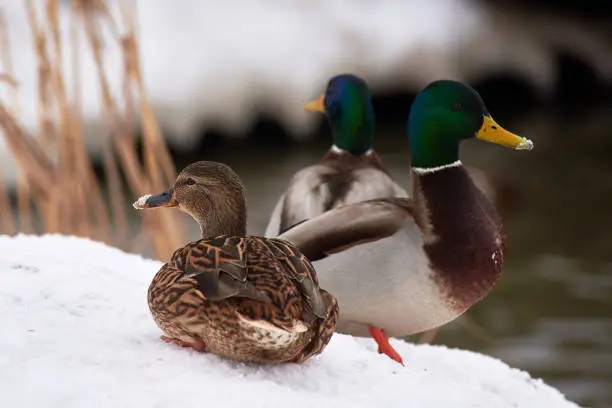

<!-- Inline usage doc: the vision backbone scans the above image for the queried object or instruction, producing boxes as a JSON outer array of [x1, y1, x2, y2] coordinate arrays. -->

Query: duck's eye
[[452, 102, 463, 111], [185, 178, 196, 186]]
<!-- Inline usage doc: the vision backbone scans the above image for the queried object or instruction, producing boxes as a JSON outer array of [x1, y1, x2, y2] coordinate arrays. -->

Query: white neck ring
[[412, 160, 463, 175]]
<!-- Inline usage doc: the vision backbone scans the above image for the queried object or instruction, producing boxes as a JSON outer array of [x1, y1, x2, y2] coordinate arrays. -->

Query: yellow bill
[[304, 95, 325, 113], [476, 115, 534, 150]]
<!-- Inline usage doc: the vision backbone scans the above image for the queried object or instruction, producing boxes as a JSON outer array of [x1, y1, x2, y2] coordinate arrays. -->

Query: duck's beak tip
[[132, 194, 152, 210], [517, 138, 534, 151]]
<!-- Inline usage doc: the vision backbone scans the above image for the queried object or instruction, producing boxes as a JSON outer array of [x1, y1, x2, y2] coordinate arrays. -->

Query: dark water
[[167, 107, 612, 407]]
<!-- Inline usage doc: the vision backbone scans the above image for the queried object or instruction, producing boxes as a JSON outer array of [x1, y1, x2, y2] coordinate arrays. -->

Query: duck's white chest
[[313, 222, 459, 338]]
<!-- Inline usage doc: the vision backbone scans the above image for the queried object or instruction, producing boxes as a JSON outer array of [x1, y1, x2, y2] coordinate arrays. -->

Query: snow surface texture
[[0, 234, 578, 408], [2, 1, 612, 183]]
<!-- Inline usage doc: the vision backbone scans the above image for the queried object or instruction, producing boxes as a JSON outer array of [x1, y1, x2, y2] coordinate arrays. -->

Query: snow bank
[[0, 234, 577, 407]]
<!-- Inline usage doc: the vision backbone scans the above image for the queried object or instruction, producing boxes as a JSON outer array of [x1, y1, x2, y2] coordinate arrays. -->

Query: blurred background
[[0, 1, 610, 406]]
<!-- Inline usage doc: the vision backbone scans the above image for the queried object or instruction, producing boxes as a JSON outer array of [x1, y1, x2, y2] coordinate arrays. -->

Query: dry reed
[[0, 0, 187, 261]]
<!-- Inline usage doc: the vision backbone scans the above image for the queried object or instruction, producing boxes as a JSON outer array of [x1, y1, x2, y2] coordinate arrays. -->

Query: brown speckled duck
[[276, 80, 534, 365], [133, 161, 339, 364]]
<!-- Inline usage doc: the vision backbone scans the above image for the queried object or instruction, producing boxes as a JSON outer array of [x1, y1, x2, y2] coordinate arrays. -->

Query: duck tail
[[297, 290, 339, 362]]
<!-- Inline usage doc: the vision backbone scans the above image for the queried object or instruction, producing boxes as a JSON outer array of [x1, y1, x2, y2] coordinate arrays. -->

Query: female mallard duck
[[133, 161, 339, 364], [277, 80, 534, 365], [265, 74, 407, 236]]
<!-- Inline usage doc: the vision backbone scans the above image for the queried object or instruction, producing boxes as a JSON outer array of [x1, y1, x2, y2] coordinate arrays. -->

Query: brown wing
[[257, 237, 329, 320], [252, 237, 339, 361], [169, 235, 332, 333], [297, 288, 339, 362], [279, 197, 418, 262], [170, 236, 271, 304]]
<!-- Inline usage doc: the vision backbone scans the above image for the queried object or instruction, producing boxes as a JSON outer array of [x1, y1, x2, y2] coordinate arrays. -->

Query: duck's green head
[[305, 74, 375, 155], [408, 80, 533, 169]]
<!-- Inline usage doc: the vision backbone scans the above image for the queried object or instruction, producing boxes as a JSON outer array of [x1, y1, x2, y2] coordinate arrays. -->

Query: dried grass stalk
[[0, 0, 189, 260], [0, 171, 14, 233], [76, 2, 128, 245], [0, 8, 16, 234]]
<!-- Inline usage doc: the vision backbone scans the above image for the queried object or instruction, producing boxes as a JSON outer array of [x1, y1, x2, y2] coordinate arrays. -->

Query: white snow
[[0, 234, 578, 407]]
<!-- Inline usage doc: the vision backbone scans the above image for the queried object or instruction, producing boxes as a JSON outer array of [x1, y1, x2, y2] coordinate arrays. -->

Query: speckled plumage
[[148, 235, 338, 363], [135, 161, 339, 364]]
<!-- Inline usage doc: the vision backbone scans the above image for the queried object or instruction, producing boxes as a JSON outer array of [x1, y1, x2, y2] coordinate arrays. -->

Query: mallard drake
[[277, 80, 534, 365], [265, 74, 407, 237], [133, 161, 339, 364]]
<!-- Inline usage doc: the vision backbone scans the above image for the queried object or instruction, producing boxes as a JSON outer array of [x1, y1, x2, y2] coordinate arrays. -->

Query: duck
[[265, 74, 408, 237], [276, 80, 534, 365], [133, 161, 339, 364]]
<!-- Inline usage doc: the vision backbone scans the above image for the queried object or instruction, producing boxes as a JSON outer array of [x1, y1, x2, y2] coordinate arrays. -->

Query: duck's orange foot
[[160, 335, 207, 352], [368, 326, 404, 366]]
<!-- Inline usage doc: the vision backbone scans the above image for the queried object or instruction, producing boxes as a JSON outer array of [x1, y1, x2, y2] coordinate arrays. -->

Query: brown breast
[[412, 165, 506, 313]]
